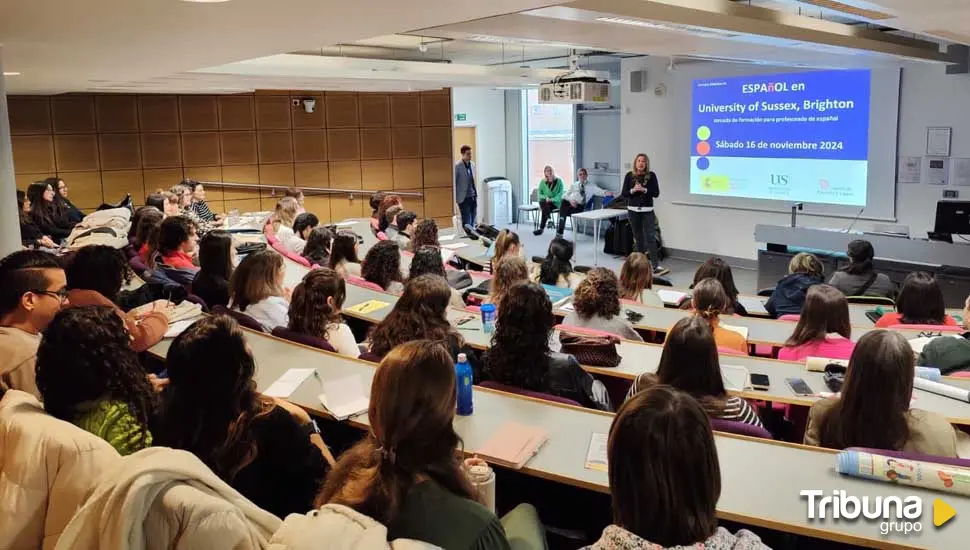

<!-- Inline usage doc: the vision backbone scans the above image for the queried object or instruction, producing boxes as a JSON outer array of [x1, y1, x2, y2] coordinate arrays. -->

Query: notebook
[[345, 300, 390, 315], [264, 368, 315, 398], [720, 364, 750, 392], [475, 422, 548, 470], [317, 374, 369, 421], [584, 432, 608, 472], [720, 323, 749, 340], [656, 289, 687, 305]]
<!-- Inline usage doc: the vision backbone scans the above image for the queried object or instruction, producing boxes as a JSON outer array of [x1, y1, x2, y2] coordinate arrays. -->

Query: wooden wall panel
[[183, 167, 224, 201], [225, 198, 262, 213], [325, 94, 359, 128], [101, 170, 145, 205], [52, 96, 96, 134], [422, 157, 452, 188], [329, 161, 362, 190], [392, 159, 423, 190], [391, 127, 421, 158], [95, 96, 139, 133], [259, 163, 294, 187], [179, 96, 219, 131], [423, 187, 454, 218], [360, 128, 391, 160], [293, 130, 327, 162], [291, 94, 325, 129], [59, 171, 103, 209], [99, 134, 142, 170], [256, 96, 292, 129], [218, 96, 255, 130], [15, 173, 48, 190], [358, 94, 389, 127], [397, 189, 424, 218], [138, 96, 179, 132], [421, 127, 451, 157], [8, 97, 52, 135], [257, 131, 294, 164], [143, 168, 184, 192], [181, 132, 221, 167], [420, 95, 451, 126], [221, 132, 258, 165], [55, 134, 101, 171], [294, 162, 329, 188], [141, 133, 182, 168], [12, 135, 56, 174], [303, 195, 332, 223], [330, 196, 365, 220], [390, 94, 421, 126], [361, 160, 392, 187], [222, 165, 260, 201], [327, 129, 360, 161]]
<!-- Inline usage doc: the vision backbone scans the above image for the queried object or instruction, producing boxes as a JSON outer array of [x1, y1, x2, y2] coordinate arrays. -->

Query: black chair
[[358, 351, 382, 363], [271, 327, 337, 353], [757, 288, 774, 297], [211, 305, 267, 333]]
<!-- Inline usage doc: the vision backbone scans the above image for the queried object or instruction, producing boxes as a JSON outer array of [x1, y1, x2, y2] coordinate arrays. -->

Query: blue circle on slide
[[696, 157, 710, 170]]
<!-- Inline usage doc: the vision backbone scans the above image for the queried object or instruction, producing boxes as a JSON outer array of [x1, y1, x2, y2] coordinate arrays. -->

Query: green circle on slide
[[697, 126, 711, 140]]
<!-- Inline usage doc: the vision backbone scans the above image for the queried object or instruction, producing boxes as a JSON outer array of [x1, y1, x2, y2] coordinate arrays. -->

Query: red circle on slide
[[696, 141, 711, 156]]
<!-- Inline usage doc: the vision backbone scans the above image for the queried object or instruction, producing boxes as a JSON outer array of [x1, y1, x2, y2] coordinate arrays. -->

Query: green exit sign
[[455, 113, 467, 122]]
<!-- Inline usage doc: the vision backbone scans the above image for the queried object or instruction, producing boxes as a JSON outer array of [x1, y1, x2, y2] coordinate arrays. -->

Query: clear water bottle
[[456, 353, 474, 416]]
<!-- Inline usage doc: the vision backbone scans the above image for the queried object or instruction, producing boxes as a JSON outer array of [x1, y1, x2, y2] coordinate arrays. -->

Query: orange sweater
[[65, 289, 168, 352], [713, 322, 748, 354]]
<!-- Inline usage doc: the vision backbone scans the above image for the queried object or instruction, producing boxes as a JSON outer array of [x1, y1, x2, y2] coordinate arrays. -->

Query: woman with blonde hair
[[270, 197, 304, 252], [765, 252, 824, 318], [487, 255, 529, 310], [620, 153, 662, 274], [619, 252, 663, 307], [489, 229, 520, 272]]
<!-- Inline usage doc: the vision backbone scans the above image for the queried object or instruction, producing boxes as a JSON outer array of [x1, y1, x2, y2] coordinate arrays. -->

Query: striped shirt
[[191, 200, 216, 222], [627, 373, 764, 428]]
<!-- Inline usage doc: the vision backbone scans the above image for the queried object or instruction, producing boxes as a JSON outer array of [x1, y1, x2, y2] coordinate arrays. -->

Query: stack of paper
[[264, 368, 316, 398], [476, 422, 547, 469], [318, 374, 369, 420], [720, 364, 750, 392], [720, 323, 749, 340], [657, 289, 687, 305], [442, 242, 469, 250], [584, 432, 608, 472]]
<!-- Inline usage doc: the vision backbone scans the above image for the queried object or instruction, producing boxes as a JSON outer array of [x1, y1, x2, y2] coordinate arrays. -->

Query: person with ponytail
[[828, 239, 893, 298], [691, 278, 747, 354]]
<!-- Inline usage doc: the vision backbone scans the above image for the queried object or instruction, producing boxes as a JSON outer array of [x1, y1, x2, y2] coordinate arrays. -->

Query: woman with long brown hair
[[680, 257, 747, 316], [318, 340, 532, 549], [620, 153, 662, 274], [691, 278, 747, 354], [805, 330, 960, 456], [288, 268, 359, 357], [376, 194, 402, 233], [155, 315, 332, 518], [489, 229, 520, 272], [619, 252, 662, 307], [779, 284, 854, 361], [487, 255, 529, 310], [230, 250, 289, 330]]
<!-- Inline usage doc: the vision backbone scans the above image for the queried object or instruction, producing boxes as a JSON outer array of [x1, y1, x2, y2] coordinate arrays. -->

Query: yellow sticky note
[[934, 498, 956, 527], [345, 300, 390, 315], [701, 175, 730, 192]]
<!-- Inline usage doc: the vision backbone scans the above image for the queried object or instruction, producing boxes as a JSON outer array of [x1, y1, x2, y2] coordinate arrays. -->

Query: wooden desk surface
[[148, 330, 970, 549]]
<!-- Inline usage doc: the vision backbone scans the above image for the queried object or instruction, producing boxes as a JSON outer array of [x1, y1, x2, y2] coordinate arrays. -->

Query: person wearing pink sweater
[[779, 285, 855, 362]]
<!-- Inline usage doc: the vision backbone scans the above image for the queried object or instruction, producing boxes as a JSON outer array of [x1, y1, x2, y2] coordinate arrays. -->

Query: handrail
[[199, 181, 425, 199]]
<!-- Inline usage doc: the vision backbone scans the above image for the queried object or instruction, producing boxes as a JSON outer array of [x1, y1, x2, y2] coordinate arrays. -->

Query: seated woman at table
[[361, 240, 405, 294], [283, 187, 306, 212], [368, 191, 385, 230], [270, 197, 305, 254], [765, 252, 824, 318], [27, 181, 74, 242], [590, 385, 770, 550], [680, 257, 747, 316], [804, 330, 960, 457], [486, 282, 612, 411], [288, 268, 359, 358], [409, 218, 440, 252], [828, 239, 893, 298], [230, 250, 289, 331], [156, 315, 332, 518], [16, 190, 56, 249], [626, 316, 763, 428], [532, 236, 576, 289], [184, 179, 225, 225], [918, 294, 970, 375], [319, 340, 543, 550], [376, 194, 402, 234], [778, 285, 854, 362], [409, 246, 465, 309], [562, 267, 642, 342], [301, 226, 333, 267], [486, 255, 529, 310], [619, 252, 663, 307], [146, 215, 200, 286], [875, 271, 959, 328], [127, 205, 156, 249], [192, 230, 235, 310], [489, 229, 521, 272], [36, 306, 156, 456], [691, 278, 747, 355], [328, 232, 362, 278], [133, 208, 163, 262]]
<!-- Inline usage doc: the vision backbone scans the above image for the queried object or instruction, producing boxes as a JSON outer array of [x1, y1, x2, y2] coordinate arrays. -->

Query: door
[[453, 126, 477, 168]]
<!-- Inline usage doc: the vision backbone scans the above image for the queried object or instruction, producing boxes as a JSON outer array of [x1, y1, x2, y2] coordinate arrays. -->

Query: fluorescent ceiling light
[[3, 72, 21, 76], [594, 16, 739, 39]]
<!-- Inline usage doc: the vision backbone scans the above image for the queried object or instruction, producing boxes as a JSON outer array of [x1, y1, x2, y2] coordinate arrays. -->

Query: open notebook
[[475, 422, 547, 470]]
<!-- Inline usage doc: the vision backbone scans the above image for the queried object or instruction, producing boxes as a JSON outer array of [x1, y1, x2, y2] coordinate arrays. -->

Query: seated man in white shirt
[[557, 168, 613, 237]]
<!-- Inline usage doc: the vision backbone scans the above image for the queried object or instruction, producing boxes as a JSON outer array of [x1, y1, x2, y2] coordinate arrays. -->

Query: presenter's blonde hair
[[632, 153, 651, 175]]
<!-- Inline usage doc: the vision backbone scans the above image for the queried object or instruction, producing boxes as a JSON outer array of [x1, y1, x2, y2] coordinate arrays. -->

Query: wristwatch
[[306, 418, 321, 437]]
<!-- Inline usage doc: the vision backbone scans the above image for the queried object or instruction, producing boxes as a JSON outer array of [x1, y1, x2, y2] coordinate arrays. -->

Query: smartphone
[[786, 377, 814, 396], [456, 316, 474, 326], [750, 373, 770, 391]]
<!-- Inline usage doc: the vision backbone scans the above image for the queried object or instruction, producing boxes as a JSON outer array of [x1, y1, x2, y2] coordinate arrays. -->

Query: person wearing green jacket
[[534, 165, 565, 236]]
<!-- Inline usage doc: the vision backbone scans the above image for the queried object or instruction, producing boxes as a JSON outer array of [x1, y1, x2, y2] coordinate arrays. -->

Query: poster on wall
[[926, 127, 952, 157], [926, 157, 949, 186], [897, 156, 921, 184], [950, 158, 970, 187]]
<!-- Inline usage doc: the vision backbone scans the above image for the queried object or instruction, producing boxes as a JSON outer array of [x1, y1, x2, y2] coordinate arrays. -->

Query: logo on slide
[[800, 490, 957, 537], [701, 175, 730, 192], [819, 179, 831, 191], [770, 174, 790, 186]]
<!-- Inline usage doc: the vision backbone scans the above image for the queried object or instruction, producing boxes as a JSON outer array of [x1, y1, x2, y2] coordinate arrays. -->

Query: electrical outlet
[[943, 189, 959, 199]]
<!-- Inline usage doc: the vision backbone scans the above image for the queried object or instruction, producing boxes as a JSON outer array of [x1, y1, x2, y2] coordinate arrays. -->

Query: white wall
[[621, 57, 970, 260], [452, 87, 507, 222]]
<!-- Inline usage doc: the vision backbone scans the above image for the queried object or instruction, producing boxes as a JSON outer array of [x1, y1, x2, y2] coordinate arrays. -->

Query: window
[[525, 89, 574, 200]]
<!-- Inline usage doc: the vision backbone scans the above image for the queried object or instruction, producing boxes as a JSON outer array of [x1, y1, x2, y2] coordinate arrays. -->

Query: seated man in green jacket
[[534, 165, 564, 236]]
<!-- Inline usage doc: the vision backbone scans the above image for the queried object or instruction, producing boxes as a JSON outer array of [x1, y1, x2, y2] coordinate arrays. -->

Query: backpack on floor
[[604, 218, 634, 256]]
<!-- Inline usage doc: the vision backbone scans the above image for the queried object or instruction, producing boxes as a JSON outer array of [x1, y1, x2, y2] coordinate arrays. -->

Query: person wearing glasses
[[0, 250, 69, 399]]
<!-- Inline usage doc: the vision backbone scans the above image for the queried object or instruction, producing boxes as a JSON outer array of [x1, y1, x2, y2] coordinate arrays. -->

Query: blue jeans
[[459, 196, 477, 229]]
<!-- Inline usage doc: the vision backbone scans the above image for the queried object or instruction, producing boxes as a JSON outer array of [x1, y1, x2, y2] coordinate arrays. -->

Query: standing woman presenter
[[621, 153, 663, 274]]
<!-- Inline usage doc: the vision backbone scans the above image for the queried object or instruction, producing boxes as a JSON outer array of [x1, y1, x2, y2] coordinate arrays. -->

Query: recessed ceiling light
[[3, 72, 21, 76]]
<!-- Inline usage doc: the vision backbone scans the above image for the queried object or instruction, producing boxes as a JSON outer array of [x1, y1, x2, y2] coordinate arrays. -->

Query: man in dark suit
[[454, 145, 477, 231]]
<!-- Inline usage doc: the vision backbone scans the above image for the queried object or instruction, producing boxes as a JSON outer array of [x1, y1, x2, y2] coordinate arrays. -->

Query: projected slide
[[690, 69, 870, 207]]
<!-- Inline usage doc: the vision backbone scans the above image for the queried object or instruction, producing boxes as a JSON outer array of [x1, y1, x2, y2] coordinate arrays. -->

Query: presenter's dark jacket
[[764, 272, 823, 318], [620, 171, 660, 209]]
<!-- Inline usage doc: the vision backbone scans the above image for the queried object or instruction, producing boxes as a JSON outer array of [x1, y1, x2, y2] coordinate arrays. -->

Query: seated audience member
[[875, 271, 959, 328], [828, 239, 893, 298], [487, 283, 612, 411], [367, 275, 475, 365], [134, 208, 164, 261], [369, 191, 386, 227], [382, 205, 403, 240], [284, 187, 306, 211], [376, 194, 403, 234], [170, 184, 207, 230], [533, 236, 575, 289], [627, 316, 763, 427], [17, 190, 55, 249], [329, 232, 362, 278], [487, 256, 529, 310], [591, 385, 770, 550], [127, 205, 158, 247], [146, 190, 181, 218], [681, 257, 748, 316], [778, 285, 854, 361], [319, 340, 540, 549], [557, 167, 612, 236], [409, 218, 440, 252], [489, 229, 520, 272], [184, 179, 224, 224], [765, 252, 824, 318], [156, 315, 331, 518], [409, 246, 465, 309], [563, 267, 643, 341], [302, 226, 334, 267], [362, 240, 405, 294], [49, 177, 85, 224], [918, 295, 970, 374], [0, 251, 66, 397], [36, 306, 156, 455], [288, 268, 359, 357], [393, 210, 417, 250], [271, 197, 303, 253], [230, 250, 289, 330], [289, 212, 319, 254], [144, 192, 165, 214], [65, 245, 169, 352], [804, 330, 960, 457], [692, 278, 747, 354], [27, 182, 73, 241], [533, 165, 564, 236], [147, 216, 200, 285], [192, 230, 235, 309], [619, 252, 663, 307]]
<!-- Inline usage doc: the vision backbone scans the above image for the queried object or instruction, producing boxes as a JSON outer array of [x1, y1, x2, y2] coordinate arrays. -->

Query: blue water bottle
[[456, 353, 474, 416]]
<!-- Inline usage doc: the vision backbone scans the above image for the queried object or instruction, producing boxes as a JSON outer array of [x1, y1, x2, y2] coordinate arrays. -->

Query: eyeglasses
[[30, 288, 69, 302]]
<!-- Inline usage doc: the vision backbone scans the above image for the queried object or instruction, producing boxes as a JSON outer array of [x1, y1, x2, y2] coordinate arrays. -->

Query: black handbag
[[604, 219, 634, 256]]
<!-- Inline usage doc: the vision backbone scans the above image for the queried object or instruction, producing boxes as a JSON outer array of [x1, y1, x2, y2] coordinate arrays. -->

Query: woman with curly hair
[[302, 226, 334, 267], [486, 255, 529, 310], [408, 246, 464, 309], [362, 240, 404, 293], [409, 218, 440, 252], [155, 315, 332, 518], [486, 282, 612, 411], [532, 236, 576, 288], [288, 268, 359, 357], [563, 267, 642, 341], [36, 306, 157, 455]]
